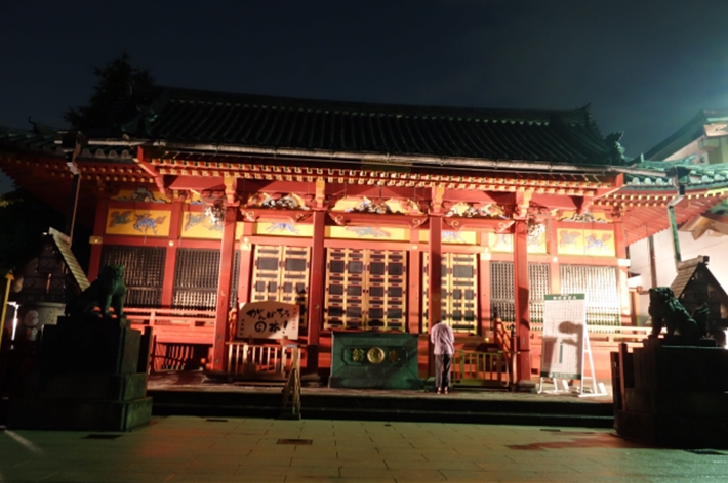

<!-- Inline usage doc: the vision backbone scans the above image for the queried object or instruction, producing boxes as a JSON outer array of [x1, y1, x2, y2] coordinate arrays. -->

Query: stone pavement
[[2, 416, 727, 482]]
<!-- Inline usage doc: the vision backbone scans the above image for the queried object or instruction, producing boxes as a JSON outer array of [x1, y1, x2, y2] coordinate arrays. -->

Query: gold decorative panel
[[422, 253, 478, 334], [324, 248, 406, 331], [250, 245, 311, 328], [557, 228, 615, 257], [106, 209, 170, 237]]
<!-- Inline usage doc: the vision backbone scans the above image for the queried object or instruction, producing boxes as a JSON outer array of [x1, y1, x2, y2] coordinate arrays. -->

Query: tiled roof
[[623, 158, 728, 190], [644, 108, 728, 161], [115, 86, 623, 166], [0, 125, 135, 163]]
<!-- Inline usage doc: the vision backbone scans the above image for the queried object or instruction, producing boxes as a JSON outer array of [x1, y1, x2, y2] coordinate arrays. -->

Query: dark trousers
[[435, 353, 452, 390]]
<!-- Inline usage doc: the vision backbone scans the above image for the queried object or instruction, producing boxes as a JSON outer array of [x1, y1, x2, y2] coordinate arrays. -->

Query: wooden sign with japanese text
[[540, 294, 586, 380], [237, 301, 299, 340]]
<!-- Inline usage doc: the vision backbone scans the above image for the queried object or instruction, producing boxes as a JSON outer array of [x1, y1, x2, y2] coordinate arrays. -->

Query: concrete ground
[[2, 416, 727, 482]]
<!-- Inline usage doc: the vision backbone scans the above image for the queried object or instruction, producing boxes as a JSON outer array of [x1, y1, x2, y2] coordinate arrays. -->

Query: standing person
[[430, 320, 454, 394]]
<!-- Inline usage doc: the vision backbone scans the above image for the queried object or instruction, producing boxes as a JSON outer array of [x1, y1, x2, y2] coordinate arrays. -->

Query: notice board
[[540, 294, 586, 380], [237, 301, 299, 340]]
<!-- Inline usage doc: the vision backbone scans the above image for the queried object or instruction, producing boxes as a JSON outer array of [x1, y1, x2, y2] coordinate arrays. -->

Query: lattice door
[[529, 264, 550, 325], [324, 248, 406, 331], [422, 253, 478, 334], [489, 261, 550, 325], [173, 249, 220, 310], [101, 246, 165, 307], [250, 245, 310, 328], [560, 264, 619, 327]]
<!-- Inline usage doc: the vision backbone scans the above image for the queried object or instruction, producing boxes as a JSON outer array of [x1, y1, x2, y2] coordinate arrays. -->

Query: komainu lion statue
[[66, 264, 127, 319], [649, 287, 708, 339]]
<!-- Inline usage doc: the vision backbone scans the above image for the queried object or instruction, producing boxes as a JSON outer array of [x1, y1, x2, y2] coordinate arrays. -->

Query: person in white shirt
[[430, 320, 454, 394]]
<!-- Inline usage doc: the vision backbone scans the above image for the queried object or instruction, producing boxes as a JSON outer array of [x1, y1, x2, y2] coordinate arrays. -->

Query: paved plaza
[[1, 415, 727, 482]]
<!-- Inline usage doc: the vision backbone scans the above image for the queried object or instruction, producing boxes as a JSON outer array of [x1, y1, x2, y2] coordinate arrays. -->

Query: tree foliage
[[0, 189, 67, 269], [64, 52, 154, 131]]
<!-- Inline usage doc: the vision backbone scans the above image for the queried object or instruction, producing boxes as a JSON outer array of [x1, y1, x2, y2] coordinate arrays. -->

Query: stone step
[[148, 388, 614, 428]]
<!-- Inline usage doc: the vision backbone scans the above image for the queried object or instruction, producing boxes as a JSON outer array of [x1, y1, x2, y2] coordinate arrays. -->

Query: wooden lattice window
[[172, 249, 240, 310], [101, 246, 165, 308], [559, 264, 619, 327], [489, 261, 550, 325]]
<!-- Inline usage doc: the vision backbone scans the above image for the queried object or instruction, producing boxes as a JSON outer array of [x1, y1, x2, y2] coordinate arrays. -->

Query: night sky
[[3, 0, 728, 193]]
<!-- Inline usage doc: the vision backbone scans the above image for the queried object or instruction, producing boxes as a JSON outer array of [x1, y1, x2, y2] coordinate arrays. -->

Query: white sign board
[[540, 294, 586, 380], [237, 301, 299, 340]]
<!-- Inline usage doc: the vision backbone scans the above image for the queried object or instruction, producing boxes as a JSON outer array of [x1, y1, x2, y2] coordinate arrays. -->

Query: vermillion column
[[614, 217, 631, 325], [307, 209, 326, 373], [211, 206, 238, 371], [237, 222, 254, 304], [87, 194, 109, 280], [513, 218, 532, 386], [407, 229, 421, 334], [428, 215, 443, 327], [428, 186, 444, 376], [307, 177, 327, 374], [161, 195, 184, 307]]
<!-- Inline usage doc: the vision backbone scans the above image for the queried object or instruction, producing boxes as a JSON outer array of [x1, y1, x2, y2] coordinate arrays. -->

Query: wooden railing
[[226, 341, 298, 382], [124, 308, 216, 371], [453, 350, 510, 388], [528, 323, 656, 345], [124, 308, 216, 344]]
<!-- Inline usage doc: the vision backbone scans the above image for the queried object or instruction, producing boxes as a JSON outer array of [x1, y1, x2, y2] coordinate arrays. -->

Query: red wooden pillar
[[87, 195, 109, 280], [306, 209, 326, 373], [614, 219, 631, 324], [513, 218, 532, 386], [407, 230, 421, 334], [428, 214, 443, 376], [428, 215, 443, 325], [548, 218, 560, 295], [161, 197, 184, 307], [478, 252, 491, 337], [237, 222, 254, 304], [211, 206, 238, 371]]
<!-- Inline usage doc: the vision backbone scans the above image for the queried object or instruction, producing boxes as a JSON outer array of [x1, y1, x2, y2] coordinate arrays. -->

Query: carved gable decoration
[[331, 197, 422, 216], [559, 211, 608, 223], [246, 192, 310, 211], [445, 202, 507, 219]]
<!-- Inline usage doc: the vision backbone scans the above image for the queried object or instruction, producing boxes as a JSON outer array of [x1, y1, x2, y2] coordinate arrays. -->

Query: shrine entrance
[[324, 248, 406, 331], [250, 245, 311, 327]]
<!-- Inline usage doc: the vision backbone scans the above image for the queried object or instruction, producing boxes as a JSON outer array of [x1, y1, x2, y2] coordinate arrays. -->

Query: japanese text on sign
[[540, 294, 586, 380], [236, 301, 299, 340]]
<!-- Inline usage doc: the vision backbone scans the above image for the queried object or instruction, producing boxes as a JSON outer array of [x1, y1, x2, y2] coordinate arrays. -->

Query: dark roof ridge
[[151, 85, 594, 124], [643, 108, 728, 161]]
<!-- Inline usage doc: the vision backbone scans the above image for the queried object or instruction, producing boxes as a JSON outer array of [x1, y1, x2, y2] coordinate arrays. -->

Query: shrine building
[[2, 86, 727, 383]]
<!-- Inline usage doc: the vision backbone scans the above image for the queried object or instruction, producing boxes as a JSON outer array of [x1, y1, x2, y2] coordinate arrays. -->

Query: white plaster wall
[[629, 227, 728, 325]]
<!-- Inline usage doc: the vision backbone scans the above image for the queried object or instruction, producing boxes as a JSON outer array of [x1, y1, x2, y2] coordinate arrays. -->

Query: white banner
[[540, 294, 586, 380], [236, 301, 299, 340]]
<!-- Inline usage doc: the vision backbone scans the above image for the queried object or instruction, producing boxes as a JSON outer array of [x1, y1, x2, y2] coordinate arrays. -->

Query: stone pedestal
[[329, 332, 419, 389], [7, 316, 152, 431], [616, 338, 728, 447]]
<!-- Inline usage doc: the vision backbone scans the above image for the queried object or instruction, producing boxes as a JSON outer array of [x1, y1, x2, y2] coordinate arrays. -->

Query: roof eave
[[148, 139, 617, 175]]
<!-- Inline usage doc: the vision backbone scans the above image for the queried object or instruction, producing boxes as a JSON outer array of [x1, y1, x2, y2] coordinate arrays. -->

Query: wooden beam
[[211, 206, 237, 371], [307, 209, 326, 373], [428, 211, 443, 377], [513, 218, 532, 387], [87, 194, 109, 280]]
